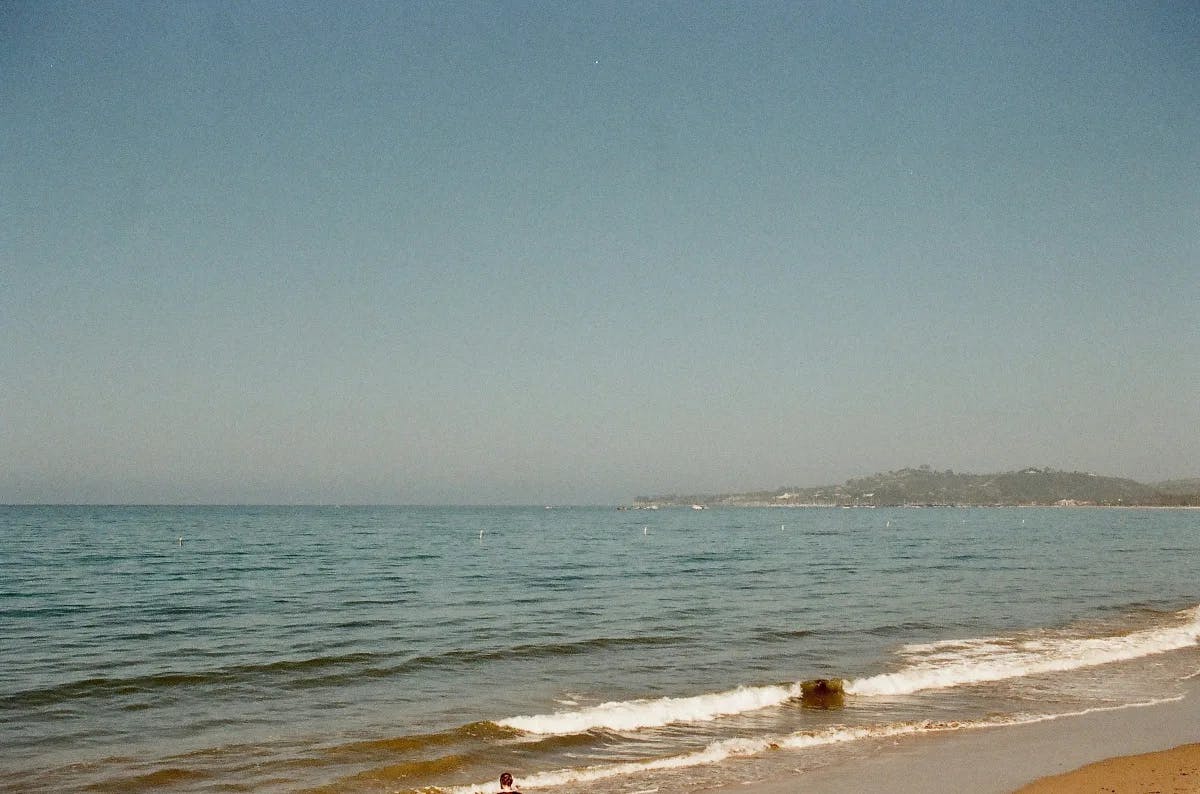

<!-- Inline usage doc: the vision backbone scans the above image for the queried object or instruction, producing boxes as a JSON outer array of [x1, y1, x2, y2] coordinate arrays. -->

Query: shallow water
[[1, 505, 1198, 792]]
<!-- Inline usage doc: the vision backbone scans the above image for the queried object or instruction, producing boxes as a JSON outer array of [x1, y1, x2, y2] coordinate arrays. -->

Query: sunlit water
[[2, 505, 1198, 792]]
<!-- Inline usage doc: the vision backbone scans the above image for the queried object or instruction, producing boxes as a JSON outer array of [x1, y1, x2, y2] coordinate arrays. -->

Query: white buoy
[[643, 526, 648, 535], [479, 529, 484, 540], [178, 537, 183, 546]]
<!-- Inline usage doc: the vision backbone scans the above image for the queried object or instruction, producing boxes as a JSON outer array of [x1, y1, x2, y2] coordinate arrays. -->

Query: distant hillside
[[1154, 478, 1200, 496], [635, 467, 1200, 507]]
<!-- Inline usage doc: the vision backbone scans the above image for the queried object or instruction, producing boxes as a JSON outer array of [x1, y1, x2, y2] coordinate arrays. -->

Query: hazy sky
[[3, 2, 1197, 504]]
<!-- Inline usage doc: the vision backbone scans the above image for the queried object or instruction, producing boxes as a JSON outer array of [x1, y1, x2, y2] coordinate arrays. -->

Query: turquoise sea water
[[2, 505, 1198, 792]]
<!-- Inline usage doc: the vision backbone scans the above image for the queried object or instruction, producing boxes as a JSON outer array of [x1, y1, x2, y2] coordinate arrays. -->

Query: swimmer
[[498, 771, 522, 792]]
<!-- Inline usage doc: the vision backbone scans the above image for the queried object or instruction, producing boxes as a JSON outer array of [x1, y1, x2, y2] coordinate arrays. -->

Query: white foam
[[439, 700, 1179, 794], [438, 725, 863, 794], [496, 605, 1200, 737], [498, 682, 800, 734], [847, 604, 1200, 696]]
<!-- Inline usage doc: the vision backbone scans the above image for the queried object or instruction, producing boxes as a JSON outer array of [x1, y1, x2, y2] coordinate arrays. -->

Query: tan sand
[[1013, 743, 1200, 793]]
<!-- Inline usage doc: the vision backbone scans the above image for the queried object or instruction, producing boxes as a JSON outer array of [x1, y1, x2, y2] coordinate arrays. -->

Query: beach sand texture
[[1015, 743, 1200, 793]]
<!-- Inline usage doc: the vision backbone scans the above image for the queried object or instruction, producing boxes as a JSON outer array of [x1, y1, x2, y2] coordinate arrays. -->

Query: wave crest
[[444, 700, 1179, 794], [847, 604, 1200, 696], [498, 682, 800, 734]]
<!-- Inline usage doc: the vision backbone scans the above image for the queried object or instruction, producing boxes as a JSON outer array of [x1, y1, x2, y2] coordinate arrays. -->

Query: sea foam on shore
[[714, 675, 1200, 794]]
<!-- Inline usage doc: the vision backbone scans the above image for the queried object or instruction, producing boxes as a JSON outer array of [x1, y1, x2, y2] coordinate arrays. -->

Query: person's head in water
[[499, 772, 515, 790]]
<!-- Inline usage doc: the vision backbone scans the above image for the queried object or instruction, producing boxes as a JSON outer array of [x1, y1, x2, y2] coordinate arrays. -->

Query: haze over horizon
[[4, 2, 1197, 506]]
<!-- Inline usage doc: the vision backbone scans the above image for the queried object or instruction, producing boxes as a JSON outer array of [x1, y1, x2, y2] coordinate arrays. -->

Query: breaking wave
[[445, 698, 1181, 794], [847, 604, 1200, 696], [498, 683, 801, 734], [496, 604, 1200, 736]]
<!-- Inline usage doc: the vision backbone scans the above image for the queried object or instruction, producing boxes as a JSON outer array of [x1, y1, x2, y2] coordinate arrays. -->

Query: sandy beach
[[714, 675, 1200, 794], [1014, 742, 1200, 793]]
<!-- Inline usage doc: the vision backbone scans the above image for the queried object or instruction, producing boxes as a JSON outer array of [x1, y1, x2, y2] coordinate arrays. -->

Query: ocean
[[2, 505, 1198, 793]]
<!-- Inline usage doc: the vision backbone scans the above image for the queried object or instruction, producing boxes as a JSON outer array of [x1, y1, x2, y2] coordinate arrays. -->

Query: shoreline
[[712, 675, 1200, 793], [629, 503, 1200, 510]]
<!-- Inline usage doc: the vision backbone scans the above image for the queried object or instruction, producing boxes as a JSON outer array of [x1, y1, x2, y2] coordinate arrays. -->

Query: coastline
[[711, 674, 1200, 794]]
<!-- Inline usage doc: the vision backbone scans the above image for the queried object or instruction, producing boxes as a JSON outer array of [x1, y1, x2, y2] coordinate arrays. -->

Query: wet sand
[[713, 676, 1200, 794]]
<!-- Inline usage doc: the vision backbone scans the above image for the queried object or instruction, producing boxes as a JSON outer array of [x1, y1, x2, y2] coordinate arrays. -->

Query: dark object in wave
[[799, 678, 845, 710]]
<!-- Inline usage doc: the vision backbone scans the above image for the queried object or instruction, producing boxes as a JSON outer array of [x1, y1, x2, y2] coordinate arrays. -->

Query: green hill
[[1154, 478, 1200, 496], [635, 467, 1200, 507]]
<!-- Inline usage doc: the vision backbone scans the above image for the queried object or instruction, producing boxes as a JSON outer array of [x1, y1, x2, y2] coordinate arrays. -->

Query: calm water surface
[[1, 505, 1198, 792]]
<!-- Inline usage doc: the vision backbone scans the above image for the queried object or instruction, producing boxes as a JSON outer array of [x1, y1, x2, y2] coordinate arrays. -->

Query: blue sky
[[3, 1, 1197, 504]]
